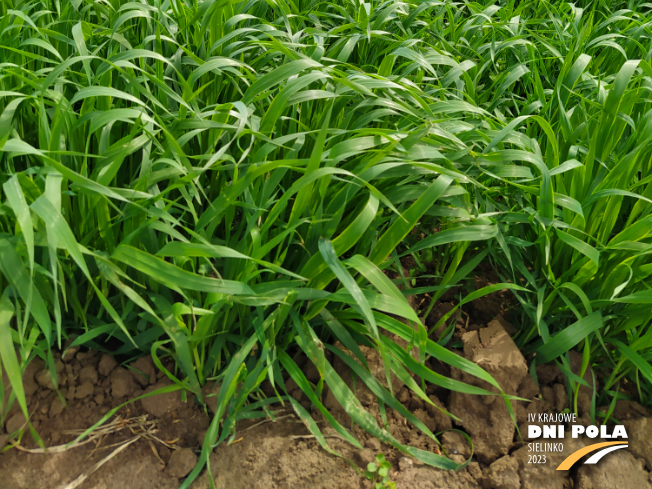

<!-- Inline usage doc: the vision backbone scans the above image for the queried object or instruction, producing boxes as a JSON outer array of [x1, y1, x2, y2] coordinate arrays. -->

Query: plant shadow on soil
[[2, 279, 652, 489]]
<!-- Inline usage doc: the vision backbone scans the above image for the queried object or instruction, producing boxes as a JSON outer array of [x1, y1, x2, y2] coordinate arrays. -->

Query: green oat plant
[[435, 1, 652, 417], [0, 0, 532, 480], [2, 0, 651, 484]]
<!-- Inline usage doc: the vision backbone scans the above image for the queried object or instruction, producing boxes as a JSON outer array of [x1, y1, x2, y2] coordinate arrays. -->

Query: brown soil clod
[[2, 334, 652, 489], [110, 367, 139, 399], [448, 318, 528, 464], [576, 449, 651, 489], [130, 357, 156, 387], [98, 354, 118, 377], [141, 380, 184, 418], [167, 448, 198, 479], [35, 369, 58, 390], [6, 412, 27, 434]]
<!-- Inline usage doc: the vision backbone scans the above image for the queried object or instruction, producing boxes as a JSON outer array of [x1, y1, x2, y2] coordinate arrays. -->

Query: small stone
[[98, 354, 118, 377], [79, 366, 98, 385], [66, 385, 76, 400], [167, 448, 197, 478], [35, 370, 57, 390], [49, 398, 65, 418], [110, 368, 138, 399], [94, 394, 105, 405], [54, 360, 64, 373], [75, 381, 94, 399], [6, 412, 26, 434]]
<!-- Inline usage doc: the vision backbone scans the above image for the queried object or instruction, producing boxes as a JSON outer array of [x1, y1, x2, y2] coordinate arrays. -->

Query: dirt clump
[[110, 367, 139, 399], [484, 431, 586, 489], [98, 353, 118, 377], [0, 349, 207, 489], [168, 448, 198, 478], [79, 365, 99, 385], [75, 381, 95, 399], [536, 362, 562, 384], [49, 398, 65, 418], [35, 369, 58, 390], [392, 464, 478, 489], [511, 435, 585, 489], [4, 334, 652, 489], [141, 380, 185, 418], [448, 318, 528, 463], [442, 431, 471, 458], [22, 359, 42, 397], [465, 272, 514, 323], [483, 454, 520, 489], [610, 400, 650, 421], [623, 416, 652, 470], [5, 412, 27, 434], [323, 343, 402, 424], [576, 448, 651, 489], [192, 417, 364, 489], [130, 356, 156, 386]]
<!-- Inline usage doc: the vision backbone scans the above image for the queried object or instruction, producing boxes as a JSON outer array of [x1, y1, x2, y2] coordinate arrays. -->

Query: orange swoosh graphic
[[556, 442, 628, 470]]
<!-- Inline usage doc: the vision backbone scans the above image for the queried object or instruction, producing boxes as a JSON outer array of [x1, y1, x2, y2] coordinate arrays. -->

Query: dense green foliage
[[1, 0, 652, 484]]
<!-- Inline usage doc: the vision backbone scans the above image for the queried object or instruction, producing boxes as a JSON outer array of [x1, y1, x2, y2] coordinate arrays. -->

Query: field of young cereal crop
[[1, 0, 652, 487]]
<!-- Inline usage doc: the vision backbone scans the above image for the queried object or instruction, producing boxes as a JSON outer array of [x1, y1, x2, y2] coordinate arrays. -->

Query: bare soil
[[2, 282, 652, 488]]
